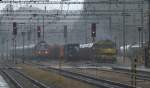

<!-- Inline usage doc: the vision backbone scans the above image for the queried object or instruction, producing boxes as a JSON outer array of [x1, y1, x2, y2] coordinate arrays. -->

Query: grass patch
[[17, 64, 97, 88]]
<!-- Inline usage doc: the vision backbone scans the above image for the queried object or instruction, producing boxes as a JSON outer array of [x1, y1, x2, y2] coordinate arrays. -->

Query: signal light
[[91, 23, 96, 37], [13, 22, 17, 35], [64, 25, 68, 38], [37, 26, 41, 38], [38, 51, 41, 54], [45, 50, 48, 54]]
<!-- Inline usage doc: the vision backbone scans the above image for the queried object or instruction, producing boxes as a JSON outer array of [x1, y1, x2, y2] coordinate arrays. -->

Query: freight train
[[14, 40, 117, 63]]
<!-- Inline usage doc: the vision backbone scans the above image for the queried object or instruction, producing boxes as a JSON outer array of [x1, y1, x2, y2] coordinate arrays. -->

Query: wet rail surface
[[112, 67, 150, 79], [27, 62, 134, 88], [32, 61, 150, 82], [0, 67, 50, 88], [22, 61, 150, 88], [70, 67, 150, 81], [46, 67, 134, 88]]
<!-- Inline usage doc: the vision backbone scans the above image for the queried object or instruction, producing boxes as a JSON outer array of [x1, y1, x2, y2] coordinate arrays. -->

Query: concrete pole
[[14, 37, 17, 64], [12, 38, 14, 63], [148, 0, 150, 46], [123, 3, 126, 64], [43, 15, 45, 41], [6, 39, 9, 61], [22, 32, 25, 63]]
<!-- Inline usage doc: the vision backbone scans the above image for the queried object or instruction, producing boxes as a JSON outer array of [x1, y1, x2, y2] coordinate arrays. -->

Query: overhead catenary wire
[[0, 0, 145, 4]]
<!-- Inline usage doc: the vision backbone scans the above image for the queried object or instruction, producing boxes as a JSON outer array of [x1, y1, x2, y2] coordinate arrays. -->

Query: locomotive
[[33, 40, 50, 60], [93, 40, 117, 63], [64, 44, 80, 60], [65, 40, 117, 63]]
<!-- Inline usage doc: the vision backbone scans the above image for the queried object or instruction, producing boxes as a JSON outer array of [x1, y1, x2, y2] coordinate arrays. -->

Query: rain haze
[[0, 0, 150, 88]]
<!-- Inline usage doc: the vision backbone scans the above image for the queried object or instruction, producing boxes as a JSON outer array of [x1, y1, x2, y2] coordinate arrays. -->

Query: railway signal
[[91, 23, 96, 38], [13, 22, 17, 36], [37, 26, 41, 38], [138, 27, 143, 48], [91, 23, 96, 42], [64, 25, 68, 38], [91, 23, 97, 76]]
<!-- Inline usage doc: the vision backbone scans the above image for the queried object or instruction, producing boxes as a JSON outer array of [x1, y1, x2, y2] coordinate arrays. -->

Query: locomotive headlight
[[45, 51, 48, 54], [38, 51, 41, 54]]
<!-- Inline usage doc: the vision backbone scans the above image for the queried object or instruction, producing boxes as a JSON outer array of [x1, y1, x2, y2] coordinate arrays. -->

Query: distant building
[[0, 1, 149, 48], [0, 4, 68, 46], [72, 0, 148, 48]]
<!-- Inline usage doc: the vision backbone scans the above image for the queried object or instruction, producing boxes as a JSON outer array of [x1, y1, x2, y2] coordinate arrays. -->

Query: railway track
[[99, 68, 150, 81], [74, 67, 150, 81], [44, 67, 134, 88], [35, 62, 150, 82], [25, 62, 134, 88], [0, 67, 50, 88], [25, 62, 150, 88], [112, 67, 150, 77]]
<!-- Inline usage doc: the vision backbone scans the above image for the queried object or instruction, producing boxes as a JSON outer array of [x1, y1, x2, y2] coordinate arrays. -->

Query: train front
[[93, 40, 117, 63], [33, 41, 51, 60]]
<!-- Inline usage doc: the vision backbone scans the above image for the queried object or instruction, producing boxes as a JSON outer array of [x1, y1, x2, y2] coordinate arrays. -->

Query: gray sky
[[0, 0, 84, 10]]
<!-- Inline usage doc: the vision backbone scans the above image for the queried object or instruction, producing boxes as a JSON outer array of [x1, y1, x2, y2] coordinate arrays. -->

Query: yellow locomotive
[[93, 40, 117, 63]]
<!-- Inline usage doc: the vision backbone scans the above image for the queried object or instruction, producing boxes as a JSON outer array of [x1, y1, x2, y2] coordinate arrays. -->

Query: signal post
[[145, 0, 150, 68], [58, 47, 64, 82], [131, 57, 137, 88], [37, 26, 41, 42], [21, 32, 25, 63], [91, 23, 97, 76], [12, 22, 17, 64], [64, 25, 68, 59], [91, 23, 96, 43]]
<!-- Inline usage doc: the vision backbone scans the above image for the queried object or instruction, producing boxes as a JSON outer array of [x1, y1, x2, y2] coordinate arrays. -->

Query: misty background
[[0, 0, 148, 54]]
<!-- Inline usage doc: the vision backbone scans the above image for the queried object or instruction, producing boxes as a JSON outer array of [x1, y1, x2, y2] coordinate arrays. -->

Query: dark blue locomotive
[[64, 44, 80, 60]]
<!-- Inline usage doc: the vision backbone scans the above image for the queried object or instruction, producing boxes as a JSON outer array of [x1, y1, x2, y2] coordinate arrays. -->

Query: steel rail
[[1, 68, 50, 88], [81, 67, 150, 81], [0, 69, 24, 88], [24, 62, 134, 88], [112, 67, 150, 80], [26, 62, 149, 88], [13, 69, 50, 88], [45, 67, 134, 88]]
